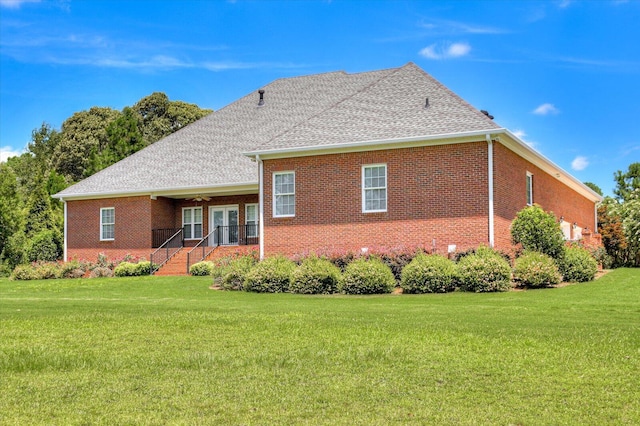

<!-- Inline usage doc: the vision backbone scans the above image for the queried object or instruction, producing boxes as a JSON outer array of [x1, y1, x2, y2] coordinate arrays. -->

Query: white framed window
[[183, 207, 202, 240], [273, 171, 295, 217], [362, 164, 387, 213], [245, 203, 258, 237], [526, 172, 533, 205], [100, 207, 115, 241]]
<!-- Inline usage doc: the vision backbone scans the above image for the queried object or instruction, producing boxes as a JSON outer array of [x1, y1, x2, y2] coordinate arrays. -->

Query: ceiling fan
[[187, 195, 211, 202]]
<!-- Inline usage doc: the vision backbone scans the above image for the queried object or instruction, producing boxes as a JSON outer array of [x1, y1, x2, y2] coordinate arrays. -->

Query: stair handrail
[[150, 228, 184, 275], [186, 226, 220, 274]]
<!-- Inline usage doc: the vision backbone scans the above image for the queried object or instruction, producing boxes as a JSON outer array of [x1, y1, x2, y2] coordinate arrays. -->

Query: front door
[[209, 206, 239, 245]]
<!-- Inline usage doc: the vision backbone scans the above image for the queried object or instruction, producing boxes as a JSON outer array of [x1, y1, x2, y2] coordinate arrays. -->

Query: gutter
[[53, 181, 259, 201], [486, 135, 495, 248], [256, 155, 265, 260], [243, 129, 502, 158]]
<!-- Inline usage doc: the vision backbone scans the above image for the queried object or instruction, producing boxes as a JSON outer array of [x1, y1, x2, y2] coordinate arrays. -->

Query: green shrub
[[114, 261, 153, 277], [190, 261, 214, 276], [558, 246, 598, 282], [244, 256, 296, 293], [90, 266, 113, 278], [511, 204, 565, 259], [36, 262, 62, 280], [458, 247, 512, 292], [60, 260, 87, 279], [26, 230, 62, 263], [513, 251, 562, 288], [221, 256, 257, 291], [339, 257, 395, 295], [400, 254, 458, 293], [114, 262, 137, 277], [135, 261, 153, 275], [290, 256, 341, 294], [11, 264, 39, 280]]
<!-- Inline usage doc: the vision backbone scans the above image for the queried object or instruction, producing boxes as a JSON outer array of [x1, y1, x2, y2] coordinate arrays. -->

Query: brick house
[[53, 63, 602, 273]]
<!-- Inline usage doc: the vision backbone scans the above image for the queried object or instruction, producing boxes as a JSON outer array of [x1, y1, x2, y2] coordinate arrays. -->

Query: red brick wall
[[151, 196, 176, 230], [492, 142, 597, 248], [66, 194, 259, 258], [263, 142, 490, 256], [66, 196, 154, 261]]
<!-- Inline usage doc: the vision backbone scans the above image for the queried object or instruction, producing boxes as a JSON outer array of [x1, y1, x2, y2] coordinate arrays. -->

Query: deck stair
[[154, 248, 190, 276]]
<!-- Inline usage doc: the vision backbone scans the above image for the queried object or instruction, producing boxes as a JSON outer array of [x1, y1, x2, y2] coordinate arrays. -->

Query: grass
[[0, 269, 638, 425]]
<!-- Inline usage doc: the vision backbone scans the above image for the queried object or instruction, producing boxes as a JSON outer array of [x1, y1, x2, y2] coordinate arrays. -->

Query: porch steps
[[154, 248, 190, 276]]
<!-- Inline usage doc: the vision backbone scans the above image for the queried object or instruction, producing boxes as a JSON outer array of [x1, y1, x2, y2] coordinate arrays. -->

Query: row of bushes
[[10, 256, 154, 281], [194, 244, 597, 295]]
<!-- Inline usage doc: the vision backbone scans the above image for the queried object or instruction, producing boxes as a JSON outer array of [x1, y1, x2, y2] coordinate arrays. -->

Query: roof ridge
[[256, 64, 406, 149], [412, 64, 500, 128]]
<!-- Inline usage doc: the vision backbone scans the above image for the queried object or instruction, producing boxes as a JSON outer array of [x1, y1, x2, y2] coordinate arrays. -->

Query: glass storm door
[[210, 206, 238, 245]]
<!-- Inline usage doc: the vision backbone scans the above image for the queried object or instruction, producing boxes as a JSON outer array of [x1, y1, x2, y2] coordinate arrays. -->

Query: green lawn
[[1, 270, 638, 425]]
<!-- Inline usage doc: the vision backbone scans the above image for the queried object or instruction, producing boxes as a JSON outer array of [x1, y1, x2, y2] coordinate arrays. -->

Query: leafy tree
[[613, 162, 640, 202], [0, 164, 23, 263], [133, 92, 211, 145], [85, 107, 145, 176], [597, 201, 627, 267], [54, 107, 121, 181], [608, 190, 640, 266], [584, 181, 603, 196], [511, 204, 565, 259]]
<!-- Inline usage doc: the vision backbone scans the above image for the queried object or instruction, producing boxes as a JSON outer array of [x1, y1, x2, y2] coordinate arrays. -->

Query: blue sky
[[1, 0, 638, 196]]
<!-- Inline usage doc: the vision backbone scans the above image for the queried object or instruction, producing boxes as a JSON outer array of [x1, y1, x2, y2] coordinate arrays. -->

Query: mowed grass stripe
[[1, 270, 638, 425]]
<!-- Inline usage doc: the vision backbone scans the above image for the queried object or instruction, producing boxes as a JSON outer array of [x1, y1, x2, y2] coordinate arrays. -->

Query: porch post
[[62, 199, 68, 262]]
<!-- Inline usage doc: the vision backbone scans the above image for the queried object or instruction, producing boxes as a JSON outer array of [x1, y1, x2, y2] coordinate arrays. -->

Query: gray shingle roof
[[55, 63, 499, 198]]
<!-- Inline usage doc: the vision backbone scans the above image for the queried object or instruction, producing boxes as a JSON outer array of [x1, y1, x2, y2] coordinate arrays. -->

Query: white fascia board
[[242, 129, 503, 159], [53, 182, 259, 201]]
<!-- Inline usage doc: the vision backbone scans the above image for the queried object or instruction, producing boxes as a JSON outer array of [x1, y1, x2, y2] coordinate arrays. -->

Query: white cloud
[[0, 0, 40, 8], [533, 103, 560, 115], [1, 146, 24, 162], [571, 156, 589, 171], [419, 19, 506, 35], [558, 0, 573, 8], [512, 129, 538, 148], [419, 42, 471, 60]]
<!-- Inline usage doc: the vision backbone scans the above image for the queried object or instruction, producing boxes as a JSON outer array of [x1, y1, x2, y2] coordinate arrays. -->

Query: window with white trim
[[526, 172, 533, 205], [100, 207, 115, 241], [183, 207, 202, 239], [246, 203, 258, 237], [362, 164, 387, 213], [273, 172, 295, 217]]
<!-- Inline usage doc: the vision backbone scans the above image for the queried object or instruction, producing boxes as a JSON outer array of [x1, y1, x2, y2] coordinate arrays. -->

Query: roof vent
[[481, 109, 494, 120], [258, 89, 265, 106], [425, 97, 429, 108]]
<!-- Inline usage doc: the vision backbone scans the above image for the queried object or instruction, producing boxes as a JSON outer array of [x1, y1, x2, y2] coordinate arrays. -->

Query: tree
[[597, 201, 628, 267], [0, 164, 23, 262], [54, 107, 121, 182], [584, 181, 603, 196], [511, 204, 566, 259], [609, 190, 640, 266], [613, 162, 640, 202], [133, 92, 212, 145]]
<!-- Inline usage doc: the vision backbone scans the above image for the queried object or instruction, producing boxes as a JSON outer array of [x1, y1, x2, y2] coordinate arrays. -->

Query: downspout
[[256, 155, 265, 260], [486, 135, 495, 248], [62, 199, 68, 262]]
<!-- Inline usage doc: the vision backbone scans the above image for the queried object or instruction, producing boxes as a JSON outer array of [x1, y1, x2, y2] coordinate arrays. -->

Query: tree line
[[0, 93, 211, 275]]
